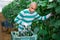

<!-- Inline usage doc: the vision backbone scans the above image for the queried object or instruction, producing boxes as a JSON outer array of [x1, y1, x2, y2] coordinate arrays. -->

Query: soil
[[0, 13, 11, 40]]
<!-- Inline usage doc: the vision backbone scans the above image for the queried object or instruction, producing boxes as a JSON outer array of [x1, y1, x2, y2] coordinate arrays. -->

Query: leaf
[[38, 1, 47, 7], [57, 0, 60, 2], [52, 33, 60, 40], [54, 20, 60, 28], [39, 29, 48, 35], [52, 34, 57, 39], [2, 0, 30, 23], [50, 19, 60, 28], [55, 6, 60, 14], [47, 3, 56, 9]]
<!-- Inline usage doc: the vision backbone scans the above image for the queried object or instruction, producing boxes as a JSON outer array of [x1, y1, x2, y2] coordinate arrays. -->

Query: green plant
[[2, 0, 31, 24], [2, 0, 60, 40], [31, 0, 60, 40]]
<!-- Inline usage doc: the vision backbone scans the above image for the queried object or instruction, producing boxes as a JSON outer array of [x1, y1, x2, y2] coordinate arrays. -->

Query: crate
[[11, 31, 37, 40]]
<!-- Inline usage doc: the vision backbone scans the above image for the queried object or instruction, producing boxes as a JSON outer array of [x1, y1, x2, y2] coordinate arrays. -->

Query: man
[[14, 2, 52, 32]]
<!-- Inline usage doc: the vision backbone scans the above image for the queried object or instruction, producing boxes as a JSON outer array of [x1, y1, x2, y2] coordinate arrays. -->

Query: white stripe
[[24, 18, 34, 21], [24, 12, 37, 16], [18, 28, 22, 32], [14, 18, 18, 21], [35, 14, 39, 18], [19, 25, 24, 28], [21, 9, 37, 16], [20, 11, 25, 16], [46, 13, 51, 19], [16, 20, 22, 24], [42, 16, 45, 20], [14, 18, 17, 21], [17, 15, 22, 19], [22, 21, 32, 26], [35, 14, 41, 20], [38, 16, 42, 20]]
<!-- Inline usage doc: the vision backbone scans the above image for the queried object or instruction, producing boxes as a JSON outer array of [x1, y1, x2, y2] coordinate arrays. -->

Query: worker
[[14, 2, 52, 32]]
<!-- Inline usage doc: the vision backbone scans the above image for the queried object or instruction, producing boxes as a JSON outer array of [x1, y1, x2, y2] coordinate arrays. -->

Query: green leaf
[[38, 1, 47, 7], [52, 33, 60, 40], [54, 20, 60, 28], [52, 34, 57, 39], [55, 6, 60, 14], [47, 3, 56, 9], [57, 0, 60, 2], [50, 19, 60, 28], [39, 29, 48, 35]]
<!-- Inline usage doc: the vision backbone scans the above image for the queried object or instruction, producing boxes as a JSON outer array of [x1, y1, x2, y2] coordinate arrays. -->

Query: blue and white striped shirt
[[14, 9, 51, 26]]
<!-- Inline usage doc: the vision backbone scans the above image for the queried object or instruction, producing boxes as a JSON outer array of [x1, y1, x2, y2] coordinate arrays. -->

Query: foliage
[[2, 0, 60, 40], [2, 0, 30, 23], [32, 0, 60, 40]]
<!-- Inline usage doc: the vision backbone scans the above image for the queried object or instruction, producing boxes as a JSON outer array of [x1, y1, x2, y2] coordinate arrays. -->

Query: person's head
[[29, 2, 37, 13]]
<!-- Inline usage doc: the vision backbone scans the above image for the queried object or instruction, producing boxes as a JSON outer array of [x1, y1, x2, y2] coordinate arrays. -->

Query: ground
[[0, 13, 11, 40]]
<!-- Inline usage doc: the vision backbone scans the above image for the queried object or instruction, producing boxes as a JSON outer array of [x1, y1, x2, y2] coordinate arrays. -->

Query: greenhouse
[[0, 0, 60, 40]]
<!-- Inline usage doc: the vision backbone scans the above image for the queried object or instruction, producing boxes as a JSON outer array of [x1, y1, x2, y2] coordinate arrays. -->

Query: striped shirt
[[14, 9, 51, 26]]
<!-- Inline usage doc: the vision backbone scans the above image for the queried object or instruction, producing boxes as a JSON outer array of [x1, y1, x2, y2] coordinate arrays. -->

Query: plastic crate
[[11, 31, 37, 40]]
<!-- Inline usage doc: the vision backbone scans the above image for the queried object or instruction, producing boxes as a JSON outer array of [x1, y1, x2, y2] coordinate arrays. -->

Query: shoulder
[[19, 9, 29, 16], [19, 9, 28, 14], [23, 9, 29, 13]]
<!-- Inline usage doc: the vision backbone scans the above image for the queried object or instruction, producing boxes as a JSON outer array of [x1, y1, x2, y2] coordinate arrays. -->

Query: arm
[[14, 11, 24, 24], [35, 13, 52, 20]]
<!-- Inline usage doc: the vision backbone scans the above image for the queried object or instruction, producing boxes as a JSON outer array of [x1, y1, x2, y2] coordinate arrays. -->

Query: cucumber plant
[[2, 0, 60, 40]]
